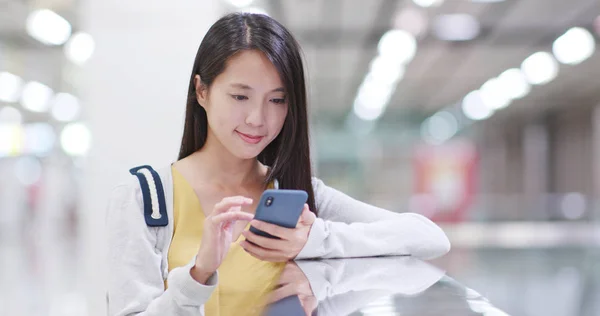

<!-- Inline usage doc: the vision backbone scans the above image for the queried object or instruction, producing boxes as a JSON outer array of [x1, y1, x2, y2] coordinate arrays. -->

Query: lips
[[236, 131, 264, 144]]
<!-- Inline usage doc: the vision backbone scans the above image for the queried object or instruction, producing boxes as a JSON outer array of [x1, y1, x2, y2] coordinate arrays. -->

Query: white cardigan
[[106, 166, 450, 315]]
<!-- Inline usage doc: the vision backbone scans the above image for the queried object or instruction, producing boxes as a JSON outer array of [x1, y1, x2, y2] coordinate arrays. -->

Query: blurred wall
[[80, 1, 224, 314], [476, 103, 598, 221]]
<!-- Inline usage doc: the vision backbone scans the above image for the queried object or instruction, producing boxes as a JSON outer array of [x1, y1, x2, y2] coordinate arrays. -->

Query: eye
[[231, 95, 248, 101], [271, 98, 287, 104]]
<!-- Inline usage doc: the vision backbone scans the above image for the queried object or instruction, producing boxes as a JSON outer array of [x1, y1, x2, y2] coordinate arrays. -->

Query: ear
[[194, 75, 208, 107]]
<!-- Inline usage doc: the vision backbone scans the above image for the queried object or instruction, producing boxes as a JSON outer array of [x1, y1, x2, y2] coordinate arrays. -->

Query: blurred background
[[1, 0, 600, 315]]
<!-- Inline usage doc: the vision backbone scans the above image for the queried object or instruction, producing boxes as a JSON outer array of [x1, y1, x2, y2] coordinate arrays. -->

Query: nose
[[245, 102, 265, 127]]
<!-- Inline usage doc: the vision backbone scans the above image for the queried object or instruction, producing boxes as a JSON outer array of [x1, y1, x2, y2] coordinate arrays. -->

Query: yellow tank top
[[167, 166, 284, 316]]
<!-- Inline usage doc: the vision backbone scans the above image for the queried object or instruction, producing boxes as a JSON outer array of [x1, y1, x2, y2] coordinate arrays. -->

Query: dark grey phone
[[265, 295, 305, 316], [249, 189, 308, 239]]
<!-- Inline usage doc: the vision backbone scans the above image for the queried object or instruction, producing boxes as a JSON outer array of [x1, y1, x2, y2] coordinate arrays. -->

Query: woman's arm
[[106, 180, 217, 316], [296, 178, 451, 260]]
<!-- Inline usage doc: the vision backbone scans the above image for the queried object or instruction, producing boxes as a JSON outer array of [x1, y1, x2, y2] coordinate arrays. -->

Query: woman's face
[[195, 49, 289, 160]]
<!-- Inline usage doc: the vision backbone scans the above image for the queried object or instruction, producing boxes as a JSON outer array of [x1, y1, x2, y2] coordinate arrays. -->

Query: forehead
[[216, 49, 284, 90]]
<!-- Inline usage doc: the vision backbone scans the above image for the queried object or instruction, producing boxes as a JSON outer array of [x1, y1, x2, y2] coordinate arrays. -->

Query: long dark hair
[[178, 13, 316, 214]]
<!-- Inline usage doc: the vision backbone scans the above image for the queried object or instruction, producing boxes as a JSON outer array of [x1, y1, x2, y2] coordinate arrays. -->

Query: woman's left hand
[[240, 204, 316, 262]]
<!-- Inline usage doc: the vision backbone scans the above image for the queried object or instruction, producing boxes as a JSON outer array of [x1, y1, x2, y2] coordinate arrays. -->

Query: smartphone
[[249, 189, 308, 239], [265, 295, 306, 316]]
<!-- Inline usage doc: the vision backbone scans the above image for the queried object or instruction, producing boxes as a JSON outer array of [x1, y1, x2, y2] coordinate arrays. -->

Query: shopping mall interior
[[1, 0, 600, 315]]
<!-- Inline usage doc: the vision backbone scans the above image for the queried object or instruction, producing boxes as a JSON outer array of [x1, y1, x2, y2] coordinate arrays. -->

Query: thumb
[[299, 204, 316, 225]]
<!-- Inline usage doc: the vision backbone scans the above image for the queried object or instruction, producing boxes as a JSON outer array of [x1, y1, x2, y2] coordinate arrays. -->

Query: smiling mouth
[[236, 131, 265, 144]]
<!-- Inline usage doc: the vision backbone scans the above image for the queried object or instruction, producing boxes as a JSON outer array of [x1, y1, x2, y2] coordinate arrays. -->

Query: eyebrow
[[230, 83, 285, 93]]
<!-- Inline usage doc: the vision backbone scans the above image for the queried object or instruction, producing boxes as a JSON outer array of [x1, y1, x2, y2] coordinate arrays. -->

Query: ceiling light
[[497, 68, 530, 99], [462, 90, 493, 120], [480, 78, 511, 110], [0, 106, 23, 124], [357, 78, 394, 107], [26, 9, 72, 45], [353, 79, 394, 121], [521, 52, 558, 85], [422, 111, 458, 144], [241, 7, 269, 15], [552, 27, 595, 65], [368, 55, 406, 87], [433, 14, 480, 41], [20, 81, 54, 112], [353, 80, 393, 121], [413, 0, 444, 8], [0, 72, 23, 103], [353, 100, 386, 121], [65, 32, 95, 65], [228, 0, 254, 8], [51, 93, 80, 122], [60, 122, 92, 156], [378, 29, 417, 64]]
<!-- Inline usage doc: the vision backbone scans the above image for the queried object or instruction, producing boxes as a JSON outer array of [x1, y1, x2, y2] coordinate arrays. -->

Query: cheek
[[268, 105, 288, 133], [206, 98, 243, 131]]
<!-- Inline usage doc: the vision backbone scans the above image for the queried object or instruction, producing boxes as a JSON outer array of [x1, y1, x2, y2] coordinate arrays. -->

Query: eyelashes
[[230, 94, 287, 104], [231, 95, 249, 101]]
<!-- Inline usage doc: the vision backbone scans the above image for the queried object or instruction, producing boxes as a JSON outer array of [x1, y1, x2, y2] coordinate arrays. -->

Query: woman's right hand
[[191, 196, 254, 284]]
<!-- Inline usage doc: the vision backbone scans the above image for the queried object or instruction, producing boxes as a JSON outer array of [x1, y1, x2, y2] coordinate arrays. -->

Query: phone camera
[[265, 196, 274, 207]]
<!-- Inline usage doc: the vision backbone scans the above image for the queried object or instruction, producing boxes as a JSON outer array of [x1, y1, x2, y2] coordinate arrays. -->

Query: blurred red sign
[[412, 140, 478, 222]]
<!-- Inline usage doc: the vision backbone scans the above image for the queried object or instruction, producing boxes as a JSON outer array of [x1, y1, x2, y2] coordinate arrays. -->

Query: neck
[[183, 132, 265, 189]]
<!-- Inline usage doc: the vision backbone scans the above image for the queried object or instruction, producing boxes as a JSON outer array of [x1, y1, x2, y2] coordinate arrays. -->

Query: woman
[[106, 12, 450, 315]]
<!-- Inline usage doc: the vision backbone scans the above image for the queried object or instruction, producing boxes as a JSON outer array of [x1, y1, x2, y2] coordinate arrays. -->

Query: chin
[[235, 152, 260, 160], [231, 146, 265, 160]]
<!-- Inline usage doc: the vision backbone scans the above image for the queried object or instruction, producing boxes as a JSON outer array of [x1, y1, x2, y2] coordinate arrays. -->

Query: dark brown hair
[[178, 13, 316, 214]]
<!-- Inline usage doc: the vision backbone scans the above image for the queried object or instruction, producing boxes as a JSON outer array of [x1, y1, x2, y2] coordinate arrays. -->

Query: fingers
[[211, 209, 254, 224], [298, 204, 316, 225], [242, 230, 286, 250], [239, 240, 284, 261], [213, 196, 253, 214], [249, 220, 292, 240], [300, 295, 318, 315]]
